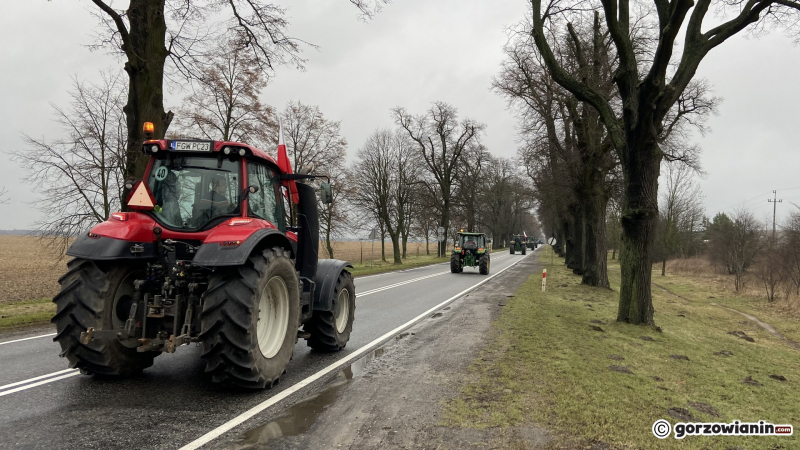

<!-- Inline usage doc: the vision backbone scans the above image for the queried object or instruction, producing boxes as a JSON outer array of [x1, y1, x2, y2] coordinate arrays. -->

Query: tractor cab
[[451, 230, 490, 275], [510, 234, 527, 255]]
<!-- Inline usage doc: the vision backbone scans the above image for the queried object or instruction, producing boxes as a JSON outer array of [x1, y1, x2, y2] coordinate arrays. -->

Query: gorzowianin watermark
[[652, 419, 793, 439]]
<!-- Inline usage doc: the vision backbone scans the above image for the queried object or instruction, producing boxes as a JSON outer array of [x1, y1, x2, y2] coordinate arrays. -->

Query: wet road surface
[[0, 249, 538, 449]]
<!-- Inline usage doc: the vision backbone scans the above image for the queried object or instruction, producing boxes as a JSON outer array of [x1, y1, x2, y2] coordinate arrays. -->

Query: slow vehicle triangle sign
[[126, 181, 156, 210]]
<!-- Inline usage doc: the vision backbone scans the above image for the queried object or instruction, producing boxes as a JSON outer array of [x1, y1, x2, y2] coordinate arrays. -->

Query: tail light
[[111, 212, 129, 221], [478, 248, 484, 252]]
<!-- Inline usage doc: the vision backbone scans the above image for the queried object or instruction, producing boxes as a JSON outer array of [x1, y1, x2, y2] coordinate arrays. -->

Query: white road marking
[[0, 333, 56, 346], [357, 271, 449, 297], [178, 252, 531, 450], [0, 369, 80, 397]]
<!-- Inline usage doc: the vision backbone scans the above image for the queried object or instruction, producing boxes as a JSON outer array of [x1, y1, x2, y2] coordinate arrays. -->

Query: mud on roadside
[[219, 253, 550, 450]]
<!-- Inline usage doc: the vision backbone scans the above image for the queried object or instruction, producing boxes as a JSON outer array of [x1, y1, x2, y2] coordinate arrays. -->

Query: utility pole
[[769, 190, 782, 247]]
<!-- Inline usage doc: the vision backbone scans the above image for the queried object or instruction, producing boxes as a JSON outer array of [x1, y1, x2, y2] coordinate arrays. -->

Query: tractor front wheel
[[199, 247, 299, 388], [479, 254, 490, 275], [52, 259, 156, 376], [305, 270, 356, 351], [450, 253, 462, 273]]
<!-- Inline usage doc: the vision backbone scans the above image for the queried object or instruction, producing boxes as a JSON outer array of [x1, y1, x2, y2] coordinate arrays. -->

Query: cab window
[[246, 162, 284, 230]]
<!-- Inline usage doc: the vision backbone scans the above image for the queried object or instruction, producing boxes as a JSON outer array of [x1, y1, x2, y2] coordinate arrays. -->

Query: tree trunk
[[566, 205, 584, 274], [581, 187, 609, 287], [390, 235, 402, 264], [123, 0, 172, 182], [616, 137, 661, 326], [380, 230, 386, 262]]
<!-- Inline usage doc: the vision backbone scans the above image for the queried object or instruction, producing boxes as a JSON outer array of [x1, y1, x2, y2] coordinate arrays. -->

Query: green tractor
[[510, 234, 526, 255], [451, 231, 490, 275]]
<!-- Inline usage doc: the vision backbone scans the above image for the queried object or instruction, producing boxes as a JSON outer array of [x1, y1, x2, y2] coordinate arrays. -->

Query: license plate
[[171, 141, 212, 152]]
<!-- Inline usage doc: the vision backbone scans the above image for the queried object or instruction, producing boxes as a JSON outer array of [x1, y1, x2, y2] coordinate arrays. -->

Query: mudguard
[[192, 228, 296, 266], [313, 259, 353, 311], [66, 234, 157, 260]]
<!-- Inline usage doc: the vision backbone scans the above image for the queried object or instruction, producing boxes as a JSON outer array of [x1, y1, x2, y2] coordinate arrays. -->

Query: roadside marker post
[[542, 268, 547, 292]]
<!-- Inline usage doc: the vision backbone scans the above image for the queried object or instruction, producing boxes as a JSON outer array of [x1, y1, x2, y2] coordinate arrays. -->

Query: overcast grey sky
[[1, 1, 799, 231]]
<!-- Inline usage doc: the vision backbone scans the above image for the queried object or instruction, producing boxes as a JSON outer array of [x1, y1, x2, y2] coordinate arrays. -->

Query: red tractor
[[52, 124, 355, 389]]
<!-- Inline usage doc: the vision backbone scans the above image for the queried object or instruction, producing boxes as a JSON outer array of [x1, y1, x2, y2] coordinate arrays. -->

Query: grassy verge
[[443, 247, 800, 449], [0, 297, 54, 330]]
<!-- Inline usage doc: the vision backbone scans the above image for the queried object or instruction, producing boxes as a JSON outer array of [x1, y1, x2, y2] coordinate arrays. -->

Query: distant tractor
[[451, 231, 490, 275], [510, 234, 527, 255], [52, 122, 355, 389], [527, 238, 538, 250]]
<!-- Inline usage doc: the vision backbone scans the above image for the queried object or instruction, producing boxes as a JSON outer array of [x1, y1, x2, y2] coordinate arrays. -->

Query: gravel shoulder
[[223, 252, 550, 450]]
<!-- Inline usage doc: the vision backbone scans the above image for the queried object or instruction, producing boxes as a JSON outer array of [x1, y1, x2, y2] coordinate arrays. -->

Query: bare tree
[[394, 102, 485, 257], [658, 162, 704, 275], [708, 210, 764, 292], [174, 37, 277, 148], [454, 143, 489, 232], [13, 72, 127, 254], [351, 129, 396, 263], [755, 249, 785, 302], [280, 101, 347, 174], [84, 0, 386, 183], [279, 101, 349, 256], [0, 187, 8, 205], [319, 170, 353, 259], [527, 0, 800, 325]]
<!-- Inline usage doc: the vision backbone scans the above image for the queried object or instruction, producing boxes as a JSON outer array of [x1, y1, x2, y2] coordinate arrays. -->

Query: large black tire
[[479, 254, 490, 275], [522, 246, 527, 255], [199, 247, 299, 388], [52, 259, 156, 376], [450, 253, 463, 273], [509, 247, 514, 255], [305, 270, 355, 351]]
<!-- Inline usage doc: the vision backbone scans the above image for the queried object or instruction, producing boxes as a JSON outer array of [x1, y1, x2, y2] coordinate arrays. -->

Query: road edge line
[[0, 333, 56, 346]]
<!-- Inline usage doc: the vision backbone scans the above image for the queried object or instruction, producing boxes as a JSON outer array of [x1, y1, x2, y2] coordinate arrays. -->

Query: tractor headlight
[[238, 148, 246, 156], [223, 146, 231, 155], [150, 145, 159, 153]]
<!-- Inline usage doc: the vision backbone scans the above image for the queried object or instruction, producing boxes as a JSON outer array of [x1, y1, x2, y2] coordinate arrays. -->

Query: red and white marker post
[[542, 268, 547, 292]]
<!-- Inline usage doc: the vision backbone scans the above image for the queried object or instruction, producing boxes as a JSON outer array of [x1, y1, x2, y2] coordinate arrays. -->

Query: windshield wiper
[[170, 164, 232, 173]]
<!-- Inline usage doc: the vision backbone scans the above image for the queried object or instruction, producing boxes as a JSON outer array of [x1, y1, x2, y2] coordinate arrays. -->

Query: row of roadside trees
[[13, 35, 540, 264]]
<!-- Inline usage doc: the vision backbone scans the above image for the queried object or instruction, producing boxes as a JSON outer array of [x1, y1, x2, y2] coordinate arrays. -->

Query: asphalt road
[[0, 248, 538, 449]]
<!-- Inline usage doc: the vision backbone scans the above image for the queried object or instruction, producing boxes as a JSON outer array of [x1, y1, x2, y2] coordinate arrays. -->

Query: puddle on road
[[237, 347, 385, 446]]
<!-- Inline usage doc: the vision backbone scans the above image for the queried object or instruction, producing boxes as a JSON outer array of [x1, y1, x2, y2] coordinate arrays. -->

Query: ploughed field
[[0, 236, 65, 305]]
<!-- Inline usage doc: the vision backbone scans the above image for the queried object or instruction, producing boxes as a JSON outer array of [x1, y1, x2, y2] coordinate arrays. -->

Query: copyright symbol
[[652, 419, 671, 439]]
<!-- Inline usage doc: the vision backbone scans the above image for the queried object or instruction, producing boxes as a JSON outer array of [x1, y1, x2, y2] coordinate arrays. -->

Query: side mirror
[[241, 185, 259, 200], [320, 182, 333, 204]]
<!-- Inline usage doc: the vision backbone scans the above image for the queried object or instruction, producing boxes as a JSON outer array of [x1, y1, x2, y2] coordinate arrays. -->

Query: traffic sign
[[547, 237, 557, 246]]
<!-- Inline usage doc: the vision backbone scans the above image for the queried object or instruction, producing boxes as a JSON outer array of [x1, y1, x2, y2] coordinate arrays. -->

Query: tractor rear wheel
[[52, 259, 156, 376], [305, 270, 356, 351], [479, 254, 490, 275], [450, 253, 462, 273], [199, 247, 299, 388], [522, 246, 527, 255], [509, 247, 514, 255]]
